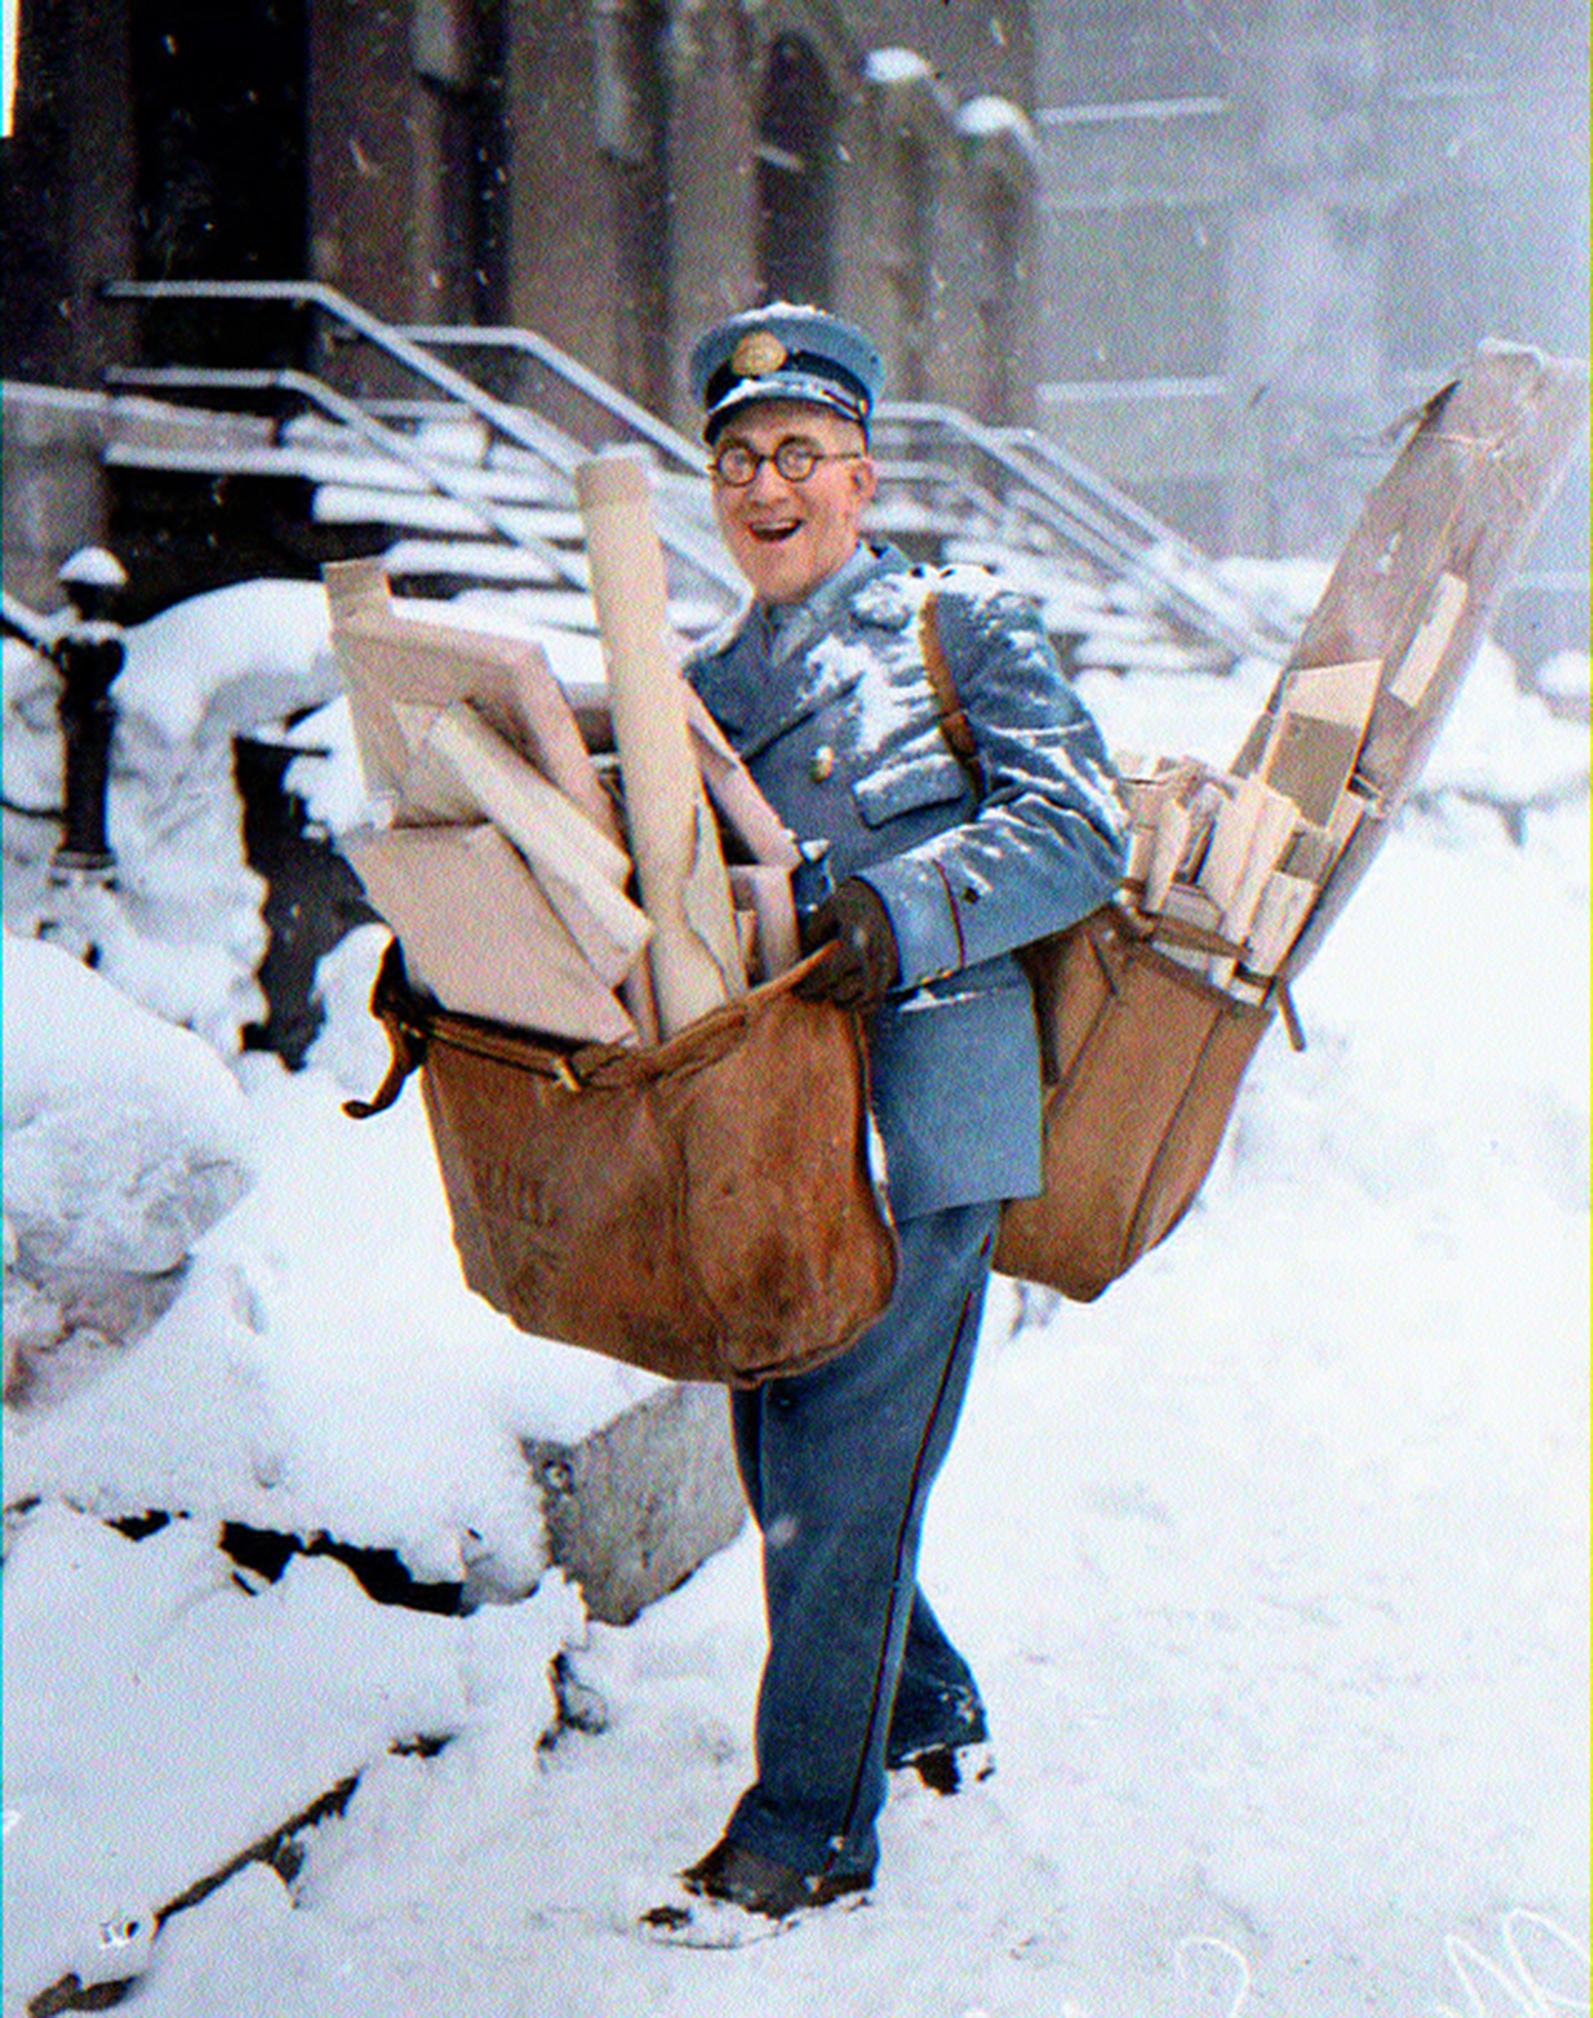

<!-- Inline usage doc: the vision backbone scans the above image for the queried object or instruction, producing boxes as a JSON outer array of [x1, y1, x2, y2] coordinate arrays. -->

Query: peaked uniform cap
[[691, 303, 885, 441]]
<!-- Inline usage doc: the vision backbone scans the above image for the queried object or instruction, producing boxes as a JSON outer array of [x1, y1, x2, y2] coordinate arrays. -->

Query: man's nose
[[744, 455, 793, 499]]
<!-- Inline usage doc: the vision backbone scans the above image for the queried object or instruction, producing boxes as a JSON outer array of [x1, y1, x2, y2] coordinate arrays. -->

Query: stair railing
[[875, 401, 1293, 660], [102, 362, 590, 588], [101, 279, 744, 605], [399, 323, 708, 481], [992, 422, 1301, 648], [100, 279, 1289, 661]]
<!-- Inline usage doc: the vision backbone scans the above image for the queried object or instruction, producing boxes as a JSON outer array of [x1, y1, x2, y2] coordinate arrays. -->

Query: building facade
[[2, 0, 1043, 431], [3, 0, 1585, 654], [1033, 0, 1589, 654]]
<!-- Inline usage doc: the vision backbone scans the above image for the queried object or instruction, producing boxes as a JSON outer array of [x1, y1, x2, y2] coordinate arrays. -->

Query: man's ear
[[852, 453, 879, 504]]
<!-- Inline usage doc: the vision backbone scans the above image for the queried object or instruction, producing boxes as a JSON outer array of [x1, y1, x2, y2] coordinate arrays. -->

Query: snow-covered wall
[[2, 581, 346, 1052], [2, 932, 255, 1407]]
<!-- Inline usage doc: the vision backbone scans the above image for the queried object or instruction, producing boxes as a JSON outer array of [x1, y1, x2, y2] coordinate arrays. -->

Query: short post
[[49, 547, 129, 887]]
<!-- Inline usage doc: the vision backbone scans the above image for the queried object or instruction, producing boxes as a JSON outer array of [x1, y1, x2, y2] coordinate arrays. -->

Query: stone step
[[524, 1381, 745, 1627]]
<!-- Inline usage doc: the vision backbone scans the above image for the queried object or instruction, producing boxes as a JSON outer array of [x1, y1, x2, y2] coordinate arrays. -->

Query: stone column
[[662, 0, 758, 429], [1224, 0, 1388, 557]]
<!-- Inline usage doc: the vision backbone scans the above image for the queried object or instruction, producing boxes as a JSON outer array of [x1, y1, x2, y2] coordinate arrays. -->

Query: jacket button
[[809, 744, 836, 783]]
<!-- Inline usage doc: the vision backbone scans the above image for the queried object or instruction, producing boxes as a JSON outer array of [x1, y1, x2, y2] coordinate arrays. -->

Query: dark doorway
[[129, 0, 309, 365], [756, 34, 834, 307], [417, 0, 511, 330], [234, 730, 375, 1070]]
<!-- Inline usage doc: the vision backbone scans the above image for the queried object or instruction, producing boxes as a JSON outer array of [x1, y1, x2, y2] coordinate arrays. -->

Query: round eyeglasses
[[709, 439, 864, 487]]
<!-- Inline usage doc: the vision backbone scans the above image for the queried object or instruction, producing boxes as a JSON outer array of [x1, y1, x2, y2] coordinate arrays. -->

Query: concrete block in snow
[[524, 1381, 745, 1625]]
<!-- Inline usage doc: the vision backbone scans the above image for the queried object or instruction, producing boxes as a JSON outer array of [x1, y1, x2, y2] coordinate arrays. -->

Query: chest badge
[[808, 744, 836, 783]]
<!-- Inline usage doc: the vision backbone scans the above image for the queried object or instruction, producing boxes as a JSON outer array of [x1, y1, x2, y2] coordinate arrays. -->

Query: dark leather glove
[[795, 879, 900, 1011]]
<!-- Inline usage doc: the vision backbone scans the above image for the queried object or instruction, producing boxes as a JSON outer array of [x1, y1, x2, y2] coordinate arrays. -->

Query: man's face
[[709, 400, 878, 605]]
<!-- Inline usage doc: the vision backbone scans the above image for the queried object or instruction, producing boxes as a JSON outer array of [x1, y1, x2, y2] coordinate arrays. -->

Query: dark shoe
[[886, 1678, 991, 1792], [890, 1737, 996, 1794], [680, 1836, 872, 1920]]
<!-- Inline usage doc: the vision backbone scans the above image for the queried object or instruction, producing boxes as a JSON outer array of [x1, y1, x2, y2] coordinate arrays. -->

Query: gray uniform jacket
[[686, 545, 1127, 1223]]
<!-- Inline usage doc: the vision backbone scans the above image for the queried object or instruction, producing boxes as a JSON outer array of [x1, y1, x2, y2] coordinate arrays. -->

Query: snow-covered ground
[[3, 579, 1588, 2017]]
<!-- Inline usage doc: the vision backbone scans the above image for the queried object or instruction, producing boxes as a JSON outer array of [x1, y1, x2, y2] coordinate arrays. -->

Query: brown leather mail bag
[[347, 942, 899, 1385], [993, 910, 1274, 1300], [922, 339, 1587, 1303], [920, 597, 1279, 1303]]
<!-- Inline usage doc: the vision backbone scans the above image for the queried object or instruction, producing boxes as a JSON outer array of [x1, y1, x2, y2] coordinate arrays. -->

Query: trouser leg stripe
[[825, 1237, 990, 1868]]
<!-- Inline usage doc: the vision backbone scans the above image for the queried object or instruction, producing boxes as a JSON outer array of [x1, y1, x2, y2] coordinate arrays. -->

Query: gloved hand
[[794, 879, 900, 1011]]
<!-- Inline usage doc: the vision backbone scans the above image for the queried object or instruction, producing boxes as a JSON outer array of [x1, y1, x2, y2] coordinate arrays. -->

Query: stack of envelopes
[[1120, 568, 1471, 995], [326, 559, 801, 1047], [1114, 339, 1591, 1000]]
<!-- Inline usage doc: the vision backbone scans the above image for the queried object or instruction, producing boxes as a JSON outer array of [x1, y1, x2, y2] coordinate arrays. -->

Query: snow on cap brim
[[705, 373, 870, 441]]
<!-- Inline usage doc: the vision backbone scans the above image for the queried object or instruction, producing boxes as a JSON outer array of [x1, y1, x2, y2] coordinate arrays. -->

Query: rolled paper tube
[[419, 701, 652, 989], [575, 453, 745, 1035]]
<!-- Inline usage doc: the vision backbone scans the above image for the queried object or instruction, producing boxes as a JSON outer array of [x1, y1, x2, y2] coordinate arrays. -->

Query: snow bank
[[1, 582, 659, 1586], [2, 635, 70, 814], [3, 931, 255, 1405], [1535, 647, 1592, 701], [2, 1044, 664, 1587], [113, 579, 338, 750], [1, 1501, 584, 2005], [1075, 633, 1591, 811], [2, 931, 253, 1277], [1418, 639, 1591, 803]]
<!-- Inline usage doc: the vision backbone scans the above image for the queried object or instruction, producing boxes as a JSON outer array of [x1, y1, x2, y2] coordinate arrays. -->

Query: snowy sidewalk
[[4, 583, 1587, 2015], [5, 798, 1587, 2018]]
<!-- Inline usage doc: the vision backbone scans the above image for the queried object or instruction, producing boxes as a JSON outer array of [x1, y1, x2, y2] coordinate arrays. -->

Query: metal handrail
[[104, 363, 589, 586], [101, 279, 744, 603], [993, 423, 1216, 563], [400, 322, 708, 478], [99, 277, 1289, 660], [992, 423, 1301, 644], [872, 408, 1173, 613], [874, 400, 1291, 657], [873, 456, 1101, 564]]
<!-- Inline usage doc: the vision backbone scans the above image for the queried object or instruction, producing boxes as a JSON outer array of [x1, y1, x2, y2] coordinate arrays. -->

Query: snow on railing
[[101, 280, 744, 608]]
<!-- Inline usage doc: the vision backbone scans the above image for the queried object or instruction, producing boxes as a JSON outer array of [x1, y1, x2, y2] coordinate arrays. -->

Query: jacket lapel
[[686, 548, 915, 758]]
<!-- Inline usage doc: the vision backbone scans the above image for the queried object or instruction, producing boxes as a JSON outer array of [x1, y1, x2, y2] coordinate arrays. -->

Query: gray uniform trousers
[[722, 1197, 1000, 1881]]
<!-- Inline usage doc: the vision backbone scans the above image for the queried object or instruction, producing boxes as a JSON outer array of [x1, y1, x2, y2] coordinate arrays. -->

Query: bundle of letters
[[325, 554, 801, 1051], [1116, 570, 1468, 1000]]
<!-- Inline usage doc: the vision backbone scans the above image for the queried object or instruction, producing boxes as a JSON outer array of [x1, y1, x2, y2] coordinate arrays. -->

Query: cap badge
[[731, 330, 789, 378]]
